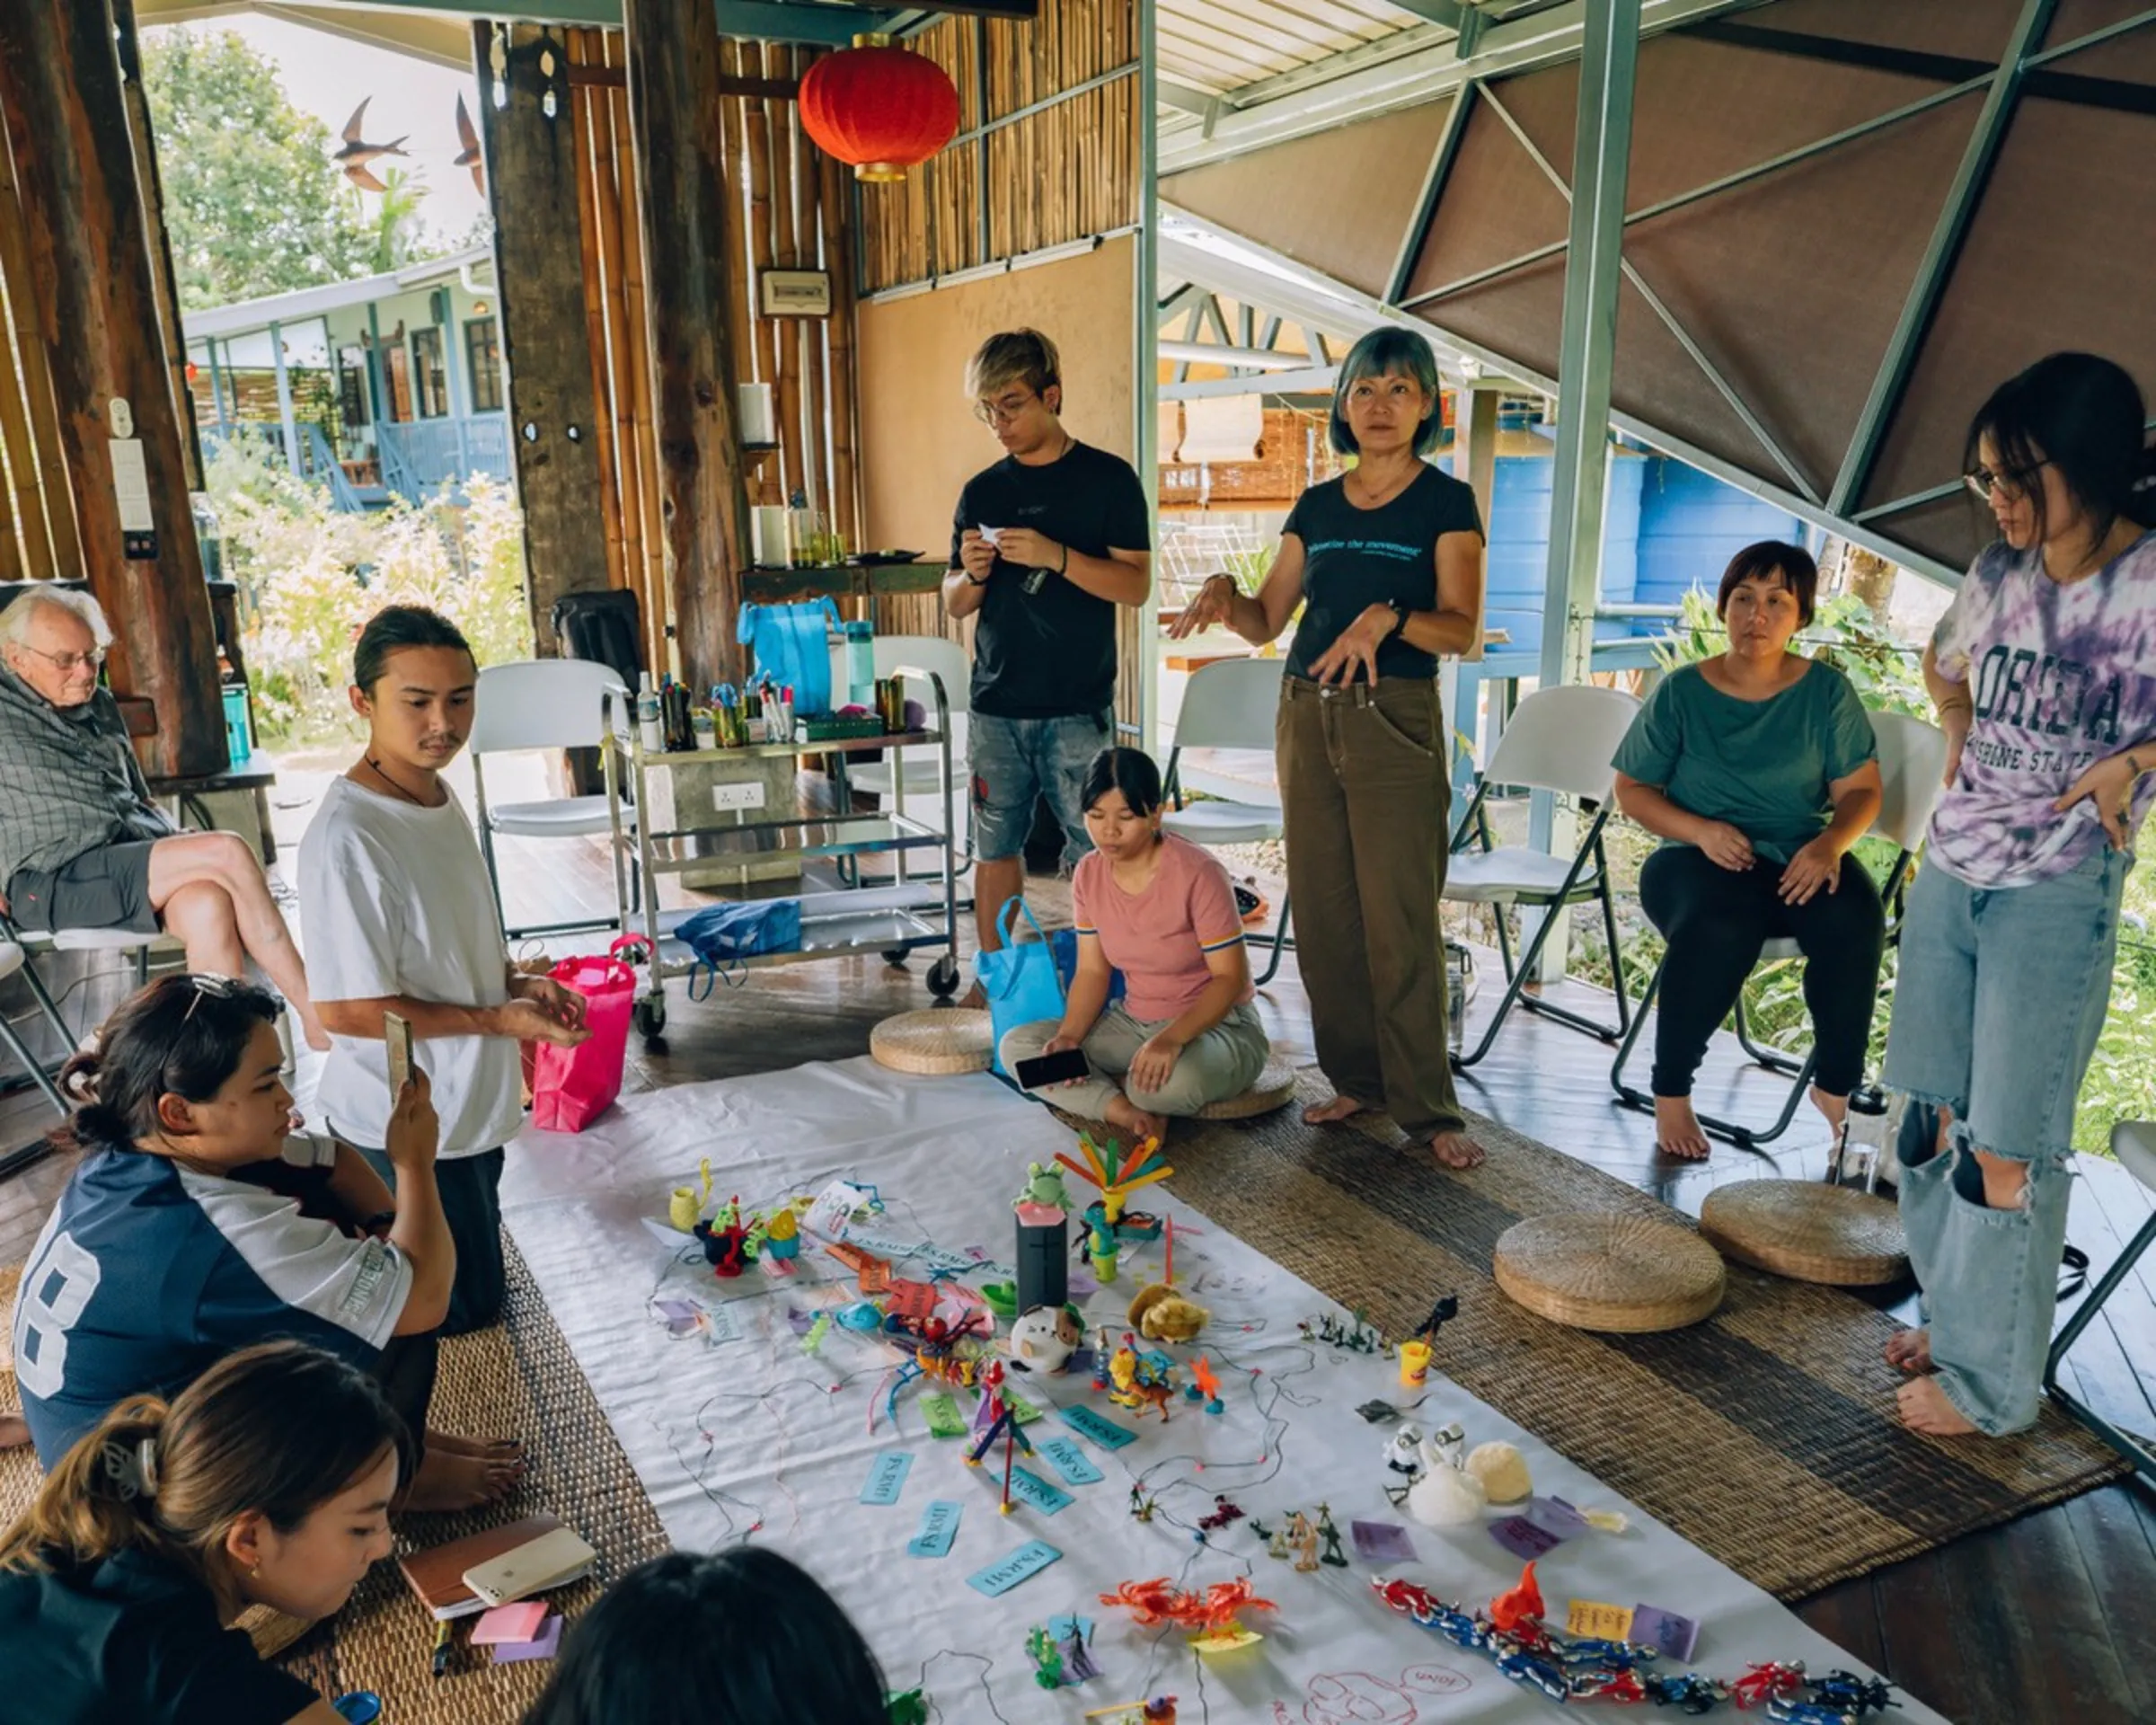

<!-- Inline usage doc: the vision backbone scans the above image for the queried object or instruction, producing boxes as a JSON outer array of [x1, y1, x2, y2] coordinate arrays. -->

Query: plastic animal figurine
[[1197, 1495, 1244, 1534], [1099, 1577, 1185, 1627], [1128, 1288, 1209, 1343], [1183, 1356, 1224, 1414], [1489, 1561, 1544, 1635], [1015, 1161, 1075, 1216]]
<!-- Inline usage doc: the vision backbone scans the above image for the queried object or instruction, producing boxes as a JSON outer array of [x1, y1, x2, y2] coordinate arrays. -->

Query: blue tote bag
[[977, 897, 1125, 1076], [738, 597, 841, 716]]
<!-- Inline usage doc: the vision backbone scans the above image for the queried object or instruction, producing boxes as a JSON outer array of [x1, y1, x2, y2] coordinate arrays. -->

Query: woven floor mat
[[1160, 1071, 2128, 1601], [2, 1243, 667, 1721]]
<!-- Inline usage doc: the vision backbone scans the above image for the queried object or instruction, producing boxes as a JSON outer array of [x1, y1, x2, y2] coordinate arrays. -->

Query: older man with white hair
[[0, 588, 327, 1048]]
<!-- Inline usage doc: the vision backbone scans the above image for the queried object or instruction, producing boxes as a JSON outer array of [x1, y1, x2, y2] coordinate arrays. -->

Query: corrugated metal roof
[[1159, 0, 1440, 99]]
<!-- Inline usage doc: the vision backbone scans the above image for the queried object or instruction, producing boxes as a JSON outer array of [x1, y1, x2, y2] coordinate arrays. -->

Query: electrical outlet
[[712, 782, 766, 812]]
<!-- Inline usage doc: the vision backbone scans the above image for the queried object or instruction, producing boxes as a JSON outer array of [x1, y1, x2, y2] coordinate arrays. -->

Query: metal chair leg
[[1734, 994, 1808, 1077], [0, 1009, 67, 1116], [1253, 889, 1293, 987], [1610, 951, 1816, 1149], [2046, 1206, 2156, 1482]]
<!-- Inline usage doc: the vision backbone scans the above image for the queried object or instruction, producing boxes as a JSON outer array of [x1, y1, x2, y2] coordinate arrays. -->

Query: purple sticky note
[[1068, 1268, 1100, 1299], [491, 1613, 564, 1664], [1489, 1516, 1565, 1561], [785, 1306, 814, 1335], [1629, 1604, 1699, 1662], [1350, 1519, 1416, 1563], [1525, 1496, 1591, 1541]]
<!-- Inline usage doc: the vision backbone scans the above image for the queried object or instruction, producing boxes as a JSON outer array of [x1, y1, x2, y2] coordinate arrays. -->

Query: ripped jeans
[[1881, 847, 2131, 1434]]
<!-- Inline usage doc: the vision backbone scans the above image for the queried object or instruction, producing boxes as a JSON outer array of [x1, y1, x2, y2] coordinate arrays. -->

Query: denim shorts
[[1882, 845, 2130, 1162], [969, 711, 1108, 868]]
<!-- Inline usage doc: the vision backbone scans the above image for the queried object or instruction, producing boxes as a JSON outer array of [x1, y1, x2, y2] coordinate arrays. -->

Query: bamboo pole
[[608, 34, 670, 679], [567, 29, 627, 600], [755, 42, 804, 510], [818, 145, 861, 556], [0, 126, 72, 578], [795, 49, 829, 522], [589, 31, 648, 642], [0, 258, 52, 580]]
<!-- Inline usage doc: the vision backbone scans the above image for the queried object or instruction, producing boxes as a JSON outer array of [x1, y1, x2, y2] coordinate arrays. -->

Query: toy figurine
[[1314, 1503, 1348, 1568], [1183, 1356, 1224, 1415], [886, 1689, 928, 1725], [1383, 1423, 1425, 1479], [1064, 1626, 1100, 1684], [1082, 1203, 1122, 1284], [1128, 1485, 1156, 1523], [1286, 1511, 1318, 1572], [1025, 1624, 1065, 1689], [694, 1204, 747, 1278], [966, 1359, 1036, 1512], [1015, 1162, 1075, 1216], [762, 1205, 801, 1271], [1197, 1495, 1244, 1534], [667, 1185, 701, 1233], [1106, 1336, 1176, 1421], [1057, 1133, 1173, 1230], [1267, 1524, 1290, 1561], [1489, 1561, 1544, 1634], [1008, 1305, 1082, 1372]]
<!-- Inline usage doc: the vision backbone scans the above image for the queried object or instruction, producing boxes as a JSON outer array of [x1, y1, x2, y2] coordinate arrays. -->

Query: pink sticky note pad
[[471, 1600, 550, 1646], [491, 1613, 564, 1664]]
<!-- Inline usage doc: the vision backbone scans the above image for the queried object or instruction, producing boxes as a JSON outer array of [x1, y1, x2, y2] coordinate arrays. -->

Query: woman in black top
[[1171, 326, 1487, 1168], [0, 1340, 406, 1725]]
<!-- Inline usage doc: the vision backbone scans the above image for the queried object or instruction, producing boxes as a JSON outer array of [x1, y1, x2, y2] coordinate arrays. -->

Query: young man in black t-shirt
[[944, 329, 1152, 981]]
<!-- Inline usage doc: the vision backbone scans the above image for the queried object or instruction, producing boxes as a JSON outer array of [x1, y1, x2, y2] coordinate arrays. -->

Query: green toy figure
[[1315, 1502, 1348, 1568], [1015, 1161, 1075, 1216]]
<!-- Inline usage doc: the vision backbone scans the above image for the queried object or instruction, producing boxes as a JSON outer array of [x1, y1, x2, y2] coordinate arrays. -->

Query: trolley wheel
[[633, 995, 667, 1041], [926, 954, 961, 999], [881, 948, 911, 967]]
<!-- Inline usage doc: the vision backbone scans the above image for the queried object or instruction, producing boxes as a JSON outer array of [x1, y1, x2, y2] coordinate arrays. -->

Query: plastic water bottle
[[636, 671, 664, 755], [1831, 1084, 1895, 1192], [844, 620, 876, 709]]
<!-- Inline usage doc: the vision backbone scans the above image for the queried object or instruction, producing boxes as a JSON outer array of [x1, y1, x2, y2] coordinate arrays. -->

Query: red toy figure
[[1729, 1662, 1806, 1709], [966, 1358, 1034, 1512], [1489, 1561, 1544, 1634], [1100, 1578, 1185, 1627], [1144, 1699, 1177, 1724], [694, 1213, 747, 1278]]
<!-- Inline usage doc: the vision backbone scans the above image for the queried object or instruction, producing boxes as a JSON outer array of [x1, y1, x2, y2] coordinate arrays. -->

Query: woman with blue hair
[[1171, 326, 1487, 1169]]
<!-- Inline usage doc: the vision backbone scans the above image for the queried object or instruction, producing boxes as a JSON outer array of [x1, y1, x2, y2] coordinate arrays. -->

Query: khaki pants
[[1002, 1002, 1269, 1119], [1277, 675, 1463, 1137]]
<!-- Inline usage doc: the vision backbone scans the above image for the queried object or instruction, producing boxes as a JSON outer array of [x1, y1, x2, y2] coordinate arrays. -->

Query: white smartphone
[[462, 1526, 597, 1606], [384, 1010, 414, 1096]]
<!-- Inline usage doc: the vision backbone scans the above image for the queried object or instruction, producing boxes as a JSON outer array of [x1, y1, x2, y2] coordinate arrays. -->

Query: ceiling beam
[[1162, 365, 1339, 401], [1158, 340, 1309, 370]]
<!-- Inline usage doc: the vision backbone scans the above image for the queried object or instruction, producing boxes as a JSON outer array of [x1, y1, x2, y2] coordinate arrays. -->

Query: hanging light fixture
[[799, 33, 959, 184]]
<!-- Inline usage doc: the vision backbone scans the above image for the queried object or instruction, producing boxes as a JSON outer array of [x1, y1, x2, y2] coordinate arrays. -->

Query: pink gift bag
[[528, 936, 639, 1133]]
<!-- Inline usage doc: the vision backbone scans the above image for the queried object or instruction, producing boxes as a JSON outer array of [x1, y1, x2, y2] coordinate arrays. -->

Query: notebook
[[397, 1515, 594, 1621]]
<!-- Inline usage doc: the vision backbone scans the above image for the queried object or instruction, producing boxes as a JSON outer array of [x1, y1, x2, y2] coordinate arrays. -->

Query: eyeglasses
[[1964, 460, 2050, 500], [14, 642, 105, 675], [973, 393, 1038, 426]]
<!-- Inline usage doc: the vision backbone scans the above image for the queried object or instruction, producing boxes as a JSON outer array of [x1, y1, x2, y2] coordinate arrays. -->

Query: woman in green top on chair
[[1612, 541, 1885, 1160]]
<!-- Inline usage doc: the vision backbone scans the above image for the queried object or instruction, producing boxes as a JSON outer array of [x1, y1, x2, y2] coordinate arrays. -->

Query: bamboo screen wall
[[0, 126, 77, 585], [560, 25, 862, 674], [860, 0, 1142, 292]]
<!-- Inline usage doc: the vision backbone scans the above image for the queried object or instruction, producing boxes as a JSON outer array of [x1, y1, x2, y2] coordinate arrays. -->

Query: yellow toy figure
[[1286, 1511, 1319, 1573]]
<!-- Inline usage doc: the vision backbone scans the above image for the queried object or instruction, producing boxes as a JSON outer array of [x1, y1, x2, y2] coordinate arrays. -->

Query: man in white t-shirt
[[298, 606, 588, 1332]]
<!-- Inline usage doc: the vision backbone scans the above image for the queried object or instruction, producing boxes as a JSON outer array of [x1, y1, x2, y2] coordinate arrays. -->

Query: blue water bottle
[[843, 619, 876, 709]]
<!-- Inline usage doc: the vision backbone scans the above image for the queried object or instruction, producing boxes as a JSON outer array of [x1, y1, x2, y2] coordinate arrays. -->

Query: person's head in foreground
[[526, 1547, 888, 1725], [1329, 326, 1444, 461], [966, 327, 1065, 460], [1081, 747, 1166, 863], [1715, 539, 1818, 662], [57, 972, 292, 1171], [0, 1340, 406, 1624], [1965, 350, 2156, 558], [0, 587, 111, 712], [347, 603, 479, 779]]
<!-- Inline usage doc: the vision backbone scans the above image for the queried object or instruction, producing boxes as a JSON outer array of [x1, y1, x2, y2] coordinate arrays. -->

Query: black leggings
[[1638, 844, 1885, 1100]]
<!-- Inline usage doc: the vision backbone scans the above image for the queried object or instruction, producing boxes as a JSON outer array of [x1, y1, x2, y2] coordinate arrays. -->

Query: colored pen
[[431, 1620, 453, 1678]]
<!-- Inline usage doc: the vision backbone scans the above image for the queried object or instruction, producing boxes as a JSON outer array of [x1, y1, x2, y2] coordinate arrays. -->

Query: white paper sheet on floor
[[501, 1059, 1942, 1725]]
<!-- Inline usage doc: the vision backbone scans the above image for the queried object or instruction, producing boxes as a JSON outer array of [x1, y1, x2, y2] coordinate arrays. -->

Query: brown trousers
[[1277, 675, 1463, 1137]]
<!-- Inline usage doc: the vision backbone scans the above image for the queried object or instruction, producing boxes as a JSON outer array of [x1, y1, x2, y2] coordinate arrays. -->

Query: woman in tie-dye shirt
[[1884, 352, 2156, 1440]]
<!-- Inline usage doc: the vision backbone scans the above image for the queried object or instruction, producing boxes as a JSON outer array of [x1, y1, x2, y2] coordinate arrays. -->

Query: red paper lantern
[[800, 33, 959, 184]]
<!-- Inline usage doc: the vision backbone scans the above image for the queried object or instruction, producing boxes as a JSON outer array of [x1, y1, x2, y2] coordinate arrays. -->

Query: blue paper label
[[907, 1499, 963, 1558], [966, 1539, 1063, 1597], [1037, 1436, 1105, 1484], [1006, 1466, 1074, 1515], [861, 1451, 914, 1506], [1058, 1404, 1138, 1450]]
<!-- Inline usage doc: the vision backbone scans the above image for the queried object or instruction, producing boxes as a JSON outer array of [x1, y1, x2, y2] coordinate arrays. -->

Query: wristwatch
[[1384, 598, 1410, 638]]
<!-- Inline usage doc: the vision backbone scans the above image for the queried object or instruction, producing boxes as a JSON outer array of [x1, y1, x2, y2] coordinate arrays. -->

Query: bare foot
[[1897, 1376, 1978, 1436], [1429, 1129, 1485, 1171], [399, 1445, 523, 1514], [429, 1429, 525, 1462], [1811, 1084, 1849, 1140], [1654, 1096, 1711, 1161], [1303, 1093, 1368, 1126], [1885, 1329, 1932, 1373], [958, 982, 987, 1011], [1103, 1093, 1168, 1145], [0, 1414, 28, 1451]]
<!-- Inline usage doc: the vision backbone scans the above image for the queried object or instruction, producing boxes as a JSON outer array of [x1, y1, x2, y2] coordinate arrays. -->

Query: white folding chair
[[2046, 1119, 2156, 1482], [1159, 657, 1291, 985], [0, 934, 71, 1117], [1445, 684, 1644, 1067], [1610, 708, 1947, 1148], [469, 659, 632, 940], [831, 633, 972, 870]]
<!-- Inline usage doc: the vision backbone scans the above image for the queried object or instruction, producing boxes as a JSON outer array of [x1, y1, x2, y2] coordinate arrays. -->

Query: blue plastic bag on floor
[[677, 899, 802, 995]]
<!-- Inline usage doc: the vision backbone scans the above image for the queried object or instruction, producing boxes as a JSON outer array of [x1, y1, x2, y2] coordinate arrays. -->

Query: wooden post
[[110, 0, 200, 492], [268, 320, 300, 478], [763, 42, 806, 511], [565, 28, 627, 603], [623, 0, 752, 691], [606, 49, 668, 677], [819, 147, 862, 556], [0, 0, 222, 775], [739, 40, 782, 508], [0, 95, 81, 580], [472, 21, 611, 659]]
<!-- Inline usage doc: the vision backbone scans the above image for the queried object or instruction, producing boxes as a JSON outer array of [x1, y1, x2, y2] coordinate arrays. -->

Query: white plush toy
[[1006, 1305, 1080, 1372], [1406, 1458, 1487, 1527]]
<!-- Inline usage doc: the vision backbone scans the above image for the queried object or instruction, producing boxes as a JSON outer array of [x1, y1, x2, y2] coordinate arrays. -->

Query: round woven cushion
[[1494, 1212, 1726, 1333], [1700, 1180, 1908, 1286], [1195, 1058, 1298, 1121], [0, 1263, 16, 1373], [870, 1008, 994, 1075]]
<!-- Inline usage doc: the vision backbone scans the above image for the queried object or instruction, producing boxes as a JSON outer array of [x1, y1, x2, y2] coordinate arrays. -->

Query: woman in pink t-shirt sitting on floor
[[1002, 748, 1271, 1140]]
